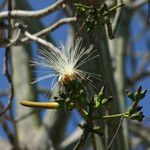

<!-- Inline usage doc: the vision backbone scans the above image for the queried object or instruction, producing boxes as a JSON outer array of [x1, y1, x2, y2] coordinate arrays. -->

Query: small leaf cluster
[[75, 3, 110, 31], [126, 86, 147, 122], [54, 80, 87, 111], [54, 81, 147, 123], [94, 86, 113, 109]]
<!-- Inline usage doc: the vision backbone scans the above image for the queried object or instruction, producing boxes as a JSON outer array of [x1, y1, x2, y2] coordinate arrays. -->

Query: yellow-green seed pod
[[20, 100, 60, 109]]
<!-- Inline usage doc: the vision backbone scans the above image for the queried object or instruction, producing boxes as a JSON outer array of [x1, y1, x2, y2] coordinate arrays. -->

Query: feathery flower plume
[[32, 38, 101, 92]]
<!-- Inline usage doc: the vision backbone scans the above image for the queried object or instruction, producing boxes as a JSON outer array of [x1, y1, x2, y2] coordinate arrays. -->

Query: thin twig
[[73, 102, 94, 150], [6, 27, 21, 47], [0, 0, 14, 117], [0, 0, 65, 19], [107, 116, 124, 150], [75, 22, 85, 37], [3, 0, 19, 148], [0, 117, 15, 145], [111, 0, 124, 37], [0, 101, 15, 146]]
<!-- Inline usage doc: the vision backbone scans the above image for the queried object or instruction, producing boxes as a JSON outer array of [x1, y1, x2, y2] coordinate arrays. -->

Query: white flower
[[32, 38, 101, 92]]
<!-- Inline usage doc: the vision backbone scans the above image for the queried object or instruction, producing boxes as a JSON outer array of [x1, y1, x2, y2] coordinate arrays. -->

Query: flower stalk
[[93, 112, 129, 120]]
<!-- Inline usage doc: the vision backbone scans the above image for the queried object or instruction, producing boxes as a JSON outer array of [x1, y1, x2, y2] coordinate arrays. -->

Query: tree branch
[[107, 0, 124, 39], [127, 70, 150, 87], [0, 0, 65, 19], [20, 26, 61, 54], [20, 17, 77, 43], [111, 0, 124, 37]]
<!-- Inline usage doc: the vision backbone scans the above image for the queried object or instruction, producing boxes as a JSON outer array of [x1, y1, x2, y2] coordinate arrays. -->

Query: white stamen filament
[[32, 38, 101, 91]]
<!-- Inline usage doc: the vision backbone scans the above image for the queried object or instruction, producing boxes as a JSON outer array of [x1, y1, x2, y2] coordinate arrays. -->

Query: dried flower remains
[[32, 38, 101, 93]]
